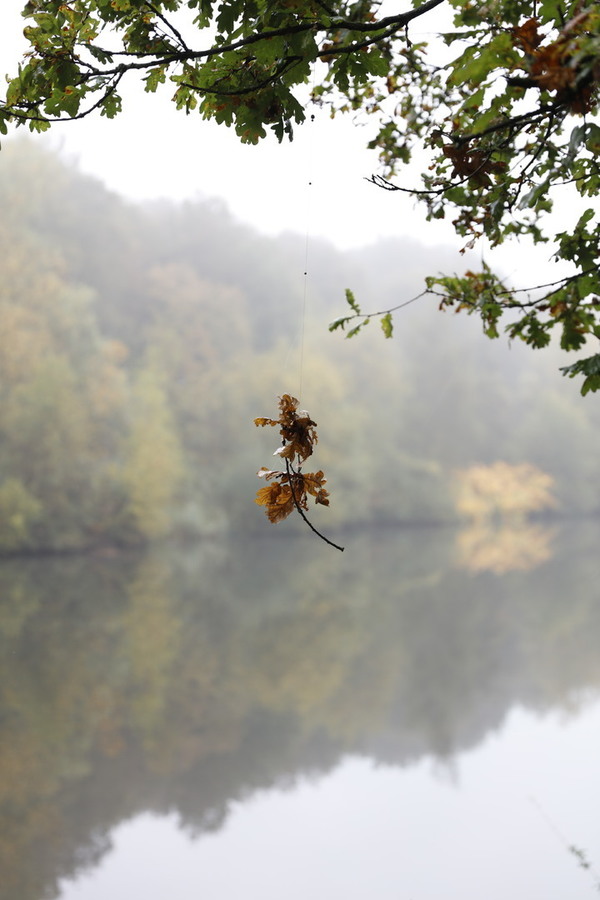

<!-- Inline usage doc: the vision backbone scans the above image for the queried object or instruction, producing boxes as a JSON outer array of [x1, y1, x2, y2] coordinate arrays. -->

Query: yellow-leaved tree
[[455, 462, 557, 524], [123, 365, 184, 540]]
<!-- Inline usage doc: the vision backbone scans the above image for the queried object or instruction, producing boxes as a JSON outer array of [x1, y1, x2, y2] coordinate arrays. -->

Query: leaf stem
[[285, 459, 344, 551]]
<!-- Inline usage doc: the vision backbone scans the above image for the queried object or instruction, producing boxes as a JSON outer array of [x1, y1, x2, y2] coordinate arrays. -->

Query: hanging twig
[[285, 459, 345, 551], [254, 394, 344, 551]]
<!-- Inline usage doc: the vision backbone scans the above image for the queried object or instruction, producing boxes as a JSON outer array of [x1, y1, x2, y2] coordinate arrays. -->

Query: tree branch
[[285, 459, 344, 551], [338, 0, 446, 33], [142, 1, 190, 51], [453, 102, 565, 146], [498, 267, 599, 305], [3, 0, 445, 126], [177, 55, 303, 97], [2, 71, 125, 125], [19, 0, 447, 72]]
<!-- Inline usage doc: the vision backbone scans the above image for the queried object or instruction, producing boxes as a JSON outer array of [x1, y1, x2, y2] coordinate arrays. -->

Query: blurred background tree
[[0, 141, 598, 552]]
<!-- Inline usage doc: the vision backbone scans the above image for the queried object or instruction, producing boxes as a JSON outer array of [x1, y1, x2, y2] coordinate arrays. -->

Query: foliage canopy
[[2, 0, 600, 390]]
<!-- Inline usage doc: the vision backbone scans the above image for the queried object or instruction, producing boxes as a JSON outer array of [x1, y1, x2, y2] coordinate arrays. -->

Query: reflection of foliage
[[456, 523, 556, 575], [568, 845, 600, 893], [0, 478, 41, 550], [531, 797, 600, 894], [123, 556, 182, 753], [1, 525, 600, 899], [455, 462, 557, 524]]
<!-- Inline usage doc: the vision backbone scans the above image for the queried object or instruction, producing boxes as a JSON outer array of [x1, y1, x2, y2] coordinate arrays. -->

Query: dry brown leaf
[[254, 395, 334, 527]]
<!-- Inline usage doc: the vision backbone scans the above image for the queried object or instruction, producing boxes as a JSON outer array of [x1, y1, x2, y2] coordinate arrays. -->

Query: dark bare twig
[[143, 1, 190, 51], [496, 268, 598, 297], [369, 139, 506, 196], [332, 269, 599, 333], [285, 459, 345, 552], [2, 71, 126, 125], [313, 0, 340, 18]]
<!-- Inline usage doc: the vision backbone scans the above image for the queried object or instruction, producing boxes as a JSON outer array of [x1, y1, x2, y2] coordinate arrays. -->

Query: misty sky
[[0, 4, 436, 249], [0, 4, 565, 284]]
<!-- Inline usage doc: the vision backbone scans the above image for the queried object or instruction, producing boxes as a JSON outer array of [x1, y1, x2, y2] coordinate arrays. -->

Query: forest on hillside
[[0, 140, 599, 553]]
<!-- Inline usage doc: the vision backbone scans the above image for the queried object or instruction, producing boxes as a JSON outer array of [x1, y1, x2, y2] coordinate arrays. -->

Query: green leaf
[[99, 91, 123, 118], [519, 181, 550, 210], [329, 316, 350, 332], [344, 288, 361, 315], [568, 124, 586, 159], [32, 12, 57, 32], [585, 123, 600, 154], [364, 51, 389, 78], [88, 45, 114, 64], [448, 33, 515, 87], [145, 66, 167, 93], [560, 354, 600, 395], [380, 312, 393, 338], [346, 324, 363, 338]]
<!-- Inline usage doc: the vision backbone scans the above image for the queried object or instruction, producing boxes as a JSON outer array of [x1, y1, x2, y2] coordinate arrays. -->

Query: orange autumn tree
[[254, 394, 343, 551], [456, 522, 556, 575], [455, 461, 557, 525]]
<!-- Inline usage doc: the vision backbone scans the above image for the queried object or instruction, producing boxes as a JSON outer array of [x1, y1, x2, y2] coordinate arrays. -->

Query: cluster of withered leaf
[[443, 12, 600, 188], [442, 144, 506, 188], [511, 13, 599, 114], [254, 394, 330, 524]]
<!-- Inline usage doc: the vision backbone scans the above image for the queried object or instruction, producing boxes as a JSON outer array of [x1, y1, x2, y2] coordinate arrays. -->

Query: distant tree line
[[0, 141, 598, 553]]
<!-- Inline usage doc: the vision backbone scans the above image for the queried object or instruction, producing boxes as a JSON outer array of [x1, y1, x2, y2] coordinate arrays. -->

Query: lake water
[[1, 521, 599, 900]]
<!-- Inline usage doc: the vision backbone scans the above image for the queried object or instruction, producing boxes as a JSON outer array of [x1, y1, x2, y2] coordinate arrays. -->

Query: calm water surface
[[2, 522, 599, 900]]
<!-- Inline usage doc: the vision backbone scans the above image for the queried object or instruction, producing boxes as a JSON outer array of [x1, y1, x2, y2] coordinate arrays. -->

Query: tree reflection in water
[[1, 521, 600, 900]]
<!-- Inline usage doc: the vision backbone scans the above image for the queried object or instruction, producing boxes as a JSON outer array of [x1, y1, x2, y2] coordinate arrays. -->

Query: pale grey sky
[[0, 4, 446, 249], [0, 3, 564, 286]]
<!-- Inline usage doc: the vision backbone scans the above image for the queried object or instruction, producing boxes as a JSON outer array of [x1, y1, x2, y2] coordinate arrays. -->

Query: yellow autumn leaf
[[254, 417, 278, 427]]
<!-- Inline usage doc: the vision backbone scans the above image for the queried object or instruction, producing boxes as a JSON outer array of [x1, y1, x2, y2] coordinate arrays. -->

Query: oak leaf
[[302, 470, 330, 504], [257, 466, 283, 480], [512, 18, 542, 55], [254, 481, 295, 522], [443, 145, 506, 188], [531, 43, 575, 93], [254, 395, 342, 550], [254, 416, 278, 428]]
